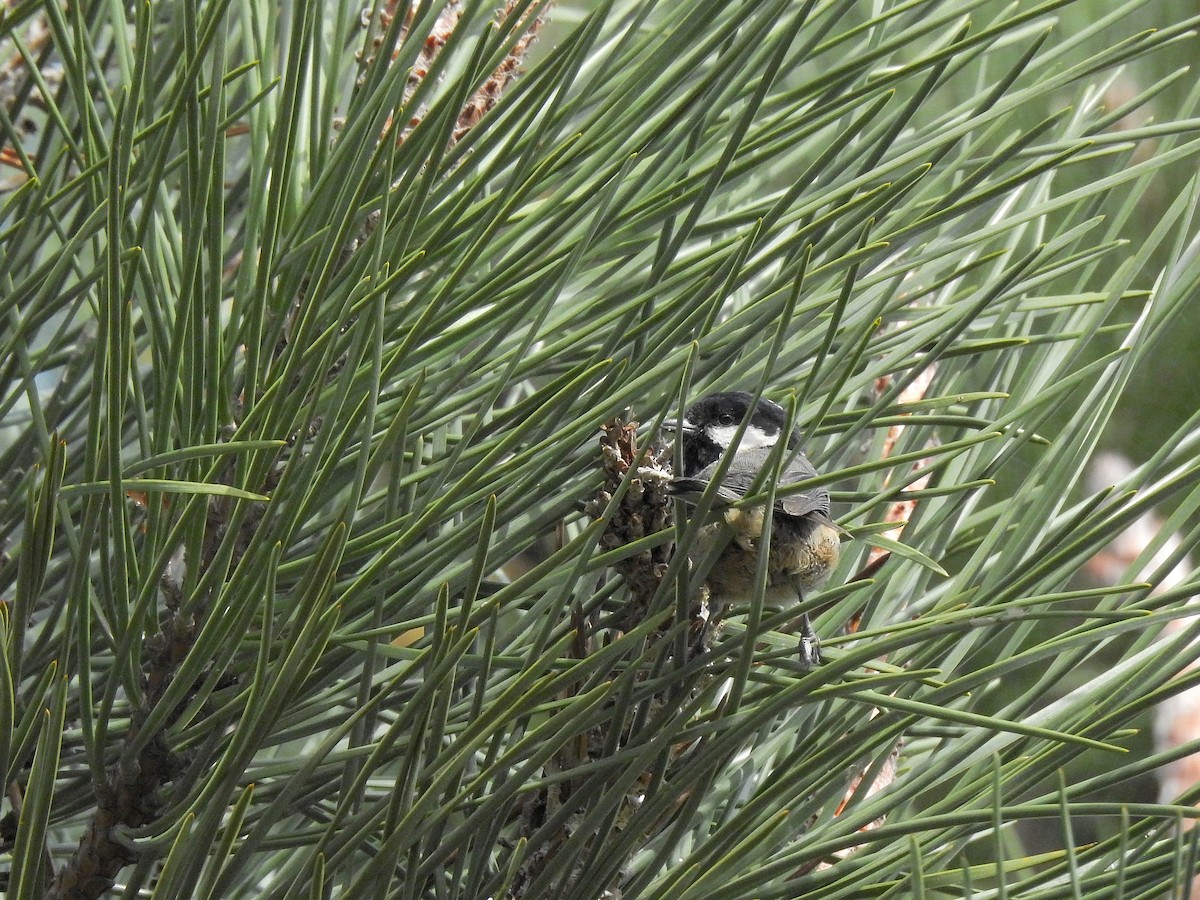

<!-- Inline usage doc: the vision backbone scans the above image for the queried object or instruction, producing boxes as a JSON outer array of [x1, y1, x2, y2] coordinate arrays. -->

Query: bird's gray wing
[[670, 447, 831, 520], [774, 452, 832, 520], [772, 451, 830, 520]]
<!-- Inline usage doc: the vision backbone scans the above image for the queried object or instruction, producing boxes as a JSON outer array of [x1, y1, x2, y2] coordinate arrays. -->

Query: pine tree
[[3, 1, 1200, 896]]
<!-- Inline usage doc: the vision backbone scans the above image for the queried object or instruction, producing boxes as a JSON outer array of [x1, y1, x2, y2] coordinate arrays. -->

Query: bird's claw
[[798, 612, 822, 670], [798, 633, 821, 670]]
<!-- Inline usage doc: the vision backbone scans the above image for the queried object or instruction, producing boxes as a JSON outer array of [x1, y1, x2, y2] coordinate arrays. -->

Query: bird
[[665, 391, 841, 665]]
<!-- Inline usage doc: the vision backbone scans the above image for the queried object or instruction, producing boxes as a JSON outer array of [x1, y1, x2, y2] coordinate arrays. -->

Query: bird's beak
[[661, 417, 699, 435]]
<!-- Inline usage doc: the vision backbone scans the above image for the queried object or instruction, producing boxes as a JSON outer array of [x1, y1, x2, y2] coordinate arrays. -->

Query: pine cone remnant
[[588, 415, 678, 630]]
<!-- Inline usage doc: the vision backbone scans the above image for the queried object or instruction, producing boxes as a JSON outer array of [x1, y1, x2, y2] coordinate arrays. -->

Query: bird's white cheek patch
[[706, 424, 777, 452]]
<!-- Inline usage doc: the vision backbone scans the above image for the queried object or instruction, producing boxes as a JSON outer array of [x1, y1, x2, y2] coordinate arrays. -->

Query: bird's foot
[[798, 612, 822, 670]]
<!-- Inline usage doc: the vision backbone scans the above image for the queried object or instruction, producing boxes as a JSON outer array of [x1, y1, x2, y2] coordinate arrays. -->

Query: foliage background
[[2, 0, 1200, 897]]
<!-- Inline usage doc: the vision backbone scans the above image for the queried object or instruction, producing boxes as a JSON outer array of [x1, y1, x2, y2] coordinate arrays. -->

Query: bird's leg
[[797, 590, 821, 669], [691, 594, 720, 657], [691, 618, 712, 657]]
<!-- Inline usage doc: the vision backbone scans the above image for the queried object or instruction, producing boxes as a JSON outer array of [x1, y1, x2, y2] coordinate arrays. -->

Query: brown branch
[[503, 415, 684, 897], [46, 733, 180, 898], [47, 453, 284, 898]]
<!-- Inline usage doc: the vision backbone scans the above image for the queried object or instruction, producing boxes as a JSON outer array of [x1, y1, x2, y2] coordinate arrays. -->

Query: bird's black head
[[671, 391, 798, 475]]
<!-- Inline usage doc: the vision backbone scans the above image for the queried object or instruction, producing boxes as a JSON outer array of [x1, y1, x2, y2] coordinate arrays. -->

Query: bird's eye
[[718, 414, 735, 425]]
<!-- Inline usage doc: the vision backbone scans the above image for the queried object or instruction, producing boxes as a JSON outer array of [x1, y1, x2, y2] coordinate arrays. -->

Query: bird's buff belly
[[693, 512, 841, 605]]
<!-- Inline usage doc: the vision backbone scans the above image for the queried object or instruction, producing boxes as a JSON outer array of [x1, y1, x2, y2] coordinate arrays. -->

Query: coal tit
[[666, 392, 841, 664]]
